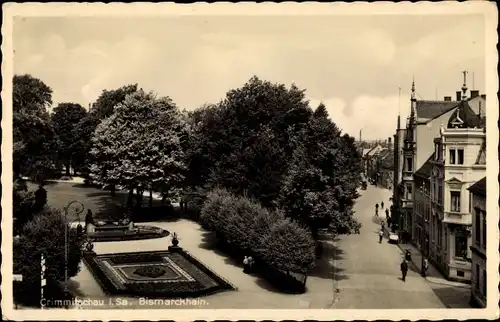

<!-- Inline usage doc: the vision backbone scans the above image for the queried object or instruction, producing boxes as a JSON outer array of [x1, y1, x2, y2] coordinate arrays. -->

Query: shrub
[[14, 208, 83, 306], [200, 188, 316, 275], [258, 219, 316, 273], [13, 188, 36, 235]]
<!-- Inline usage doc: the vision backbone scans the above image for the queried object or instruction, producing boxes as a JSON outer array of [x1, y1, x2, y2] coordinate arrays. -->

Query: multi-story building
[[394, 81, 460, 242], [429, 86, 485, 282], [413, 154, 434, 258], [468, 177, 487, 308], [377, 138, 394, 190]]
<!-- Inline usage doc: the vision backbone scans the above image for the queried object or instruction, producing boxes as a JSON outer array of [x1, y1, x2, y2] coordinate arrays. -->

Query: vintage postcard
[[2, 2, 498, 321]]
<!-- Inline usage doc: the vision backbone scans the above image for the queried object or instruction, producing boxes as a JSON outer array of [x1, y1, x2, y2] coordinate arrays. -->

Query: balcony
[[402, 199, 413, 209], [402, 170, 413, 181], [442, 211, 472, 225]]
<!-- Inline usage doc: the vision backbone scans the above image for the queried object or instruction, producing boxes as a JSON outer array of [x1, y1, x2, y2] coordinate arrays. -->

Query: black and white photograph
[[1, 2, 498, 321]]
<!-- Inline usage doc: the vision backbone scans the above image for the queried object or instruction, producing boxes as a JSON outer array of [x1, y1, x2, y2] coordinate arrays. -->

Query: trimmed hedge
[[199, 188, 316, 291]]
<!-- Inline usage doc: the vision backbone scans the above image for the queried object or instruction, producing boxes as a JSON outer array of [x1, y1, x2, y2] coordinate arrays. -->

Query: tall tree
[[90, 90, 187, 207], [279, 104, 363, 238], [92, 84, 139, 121], [51, 103, 88, 175], [13, 75, 59, 181], [187, 76, 312, 208]]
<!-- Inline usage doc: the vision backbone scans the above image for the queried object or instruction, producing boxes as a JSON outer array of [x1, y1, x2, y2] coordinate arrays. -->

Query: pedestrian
[[375, 203, 379, 216], [385, 208, 389, 218], [381, 201, 384, 209], [247, 256, 254, 273], [243, 256, 249, 273], [422, 258, 429, 277], [400, 259, 409, 282], [379, 229, 384, 243]]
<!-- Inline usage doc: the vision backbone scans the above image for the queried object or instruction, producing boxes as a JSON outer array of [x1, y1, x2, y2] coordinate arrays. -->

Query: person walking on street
[[243, 256, 249, 273], [385, 208, 389, 219], [421, 258, 429, 277], [375, 203, 379, 216], [379, 229, 384, 243], [400, 259, 409, 281], [381, 201, 384, 209]]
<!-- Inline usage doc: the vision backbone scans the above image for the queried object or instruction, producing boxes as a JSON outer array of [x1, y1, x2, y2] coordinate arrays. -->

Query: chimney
[[388, 137, 392, 149], [480, 94, 486, 100], [444, 96, 452, 101], [470, 90, 479, 99], [456, 91, 462, 101]]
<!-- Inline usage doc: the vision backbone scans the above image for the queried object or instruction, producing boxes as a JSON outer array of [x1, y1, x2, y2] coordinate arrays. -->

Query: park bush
[[200, 188, 316, 276], [14, 207, 83, 306]]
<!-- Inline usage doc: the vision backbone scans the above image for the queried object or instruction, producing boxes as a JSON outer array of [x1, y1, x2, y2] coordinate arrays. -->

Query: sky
[[13, 14, 485, 140]]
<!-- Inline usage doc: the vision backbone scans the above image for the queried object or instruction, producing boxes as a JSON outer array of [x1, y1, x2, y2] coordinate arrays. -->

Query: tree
[[13, 75, 59, 181], [51, 103, 88, 175], [90, 90, 187, 207], [13, 208, 83, 306], [187, 76, 312, 208], [279, 104, 363, 238], [13, 74, 52, 115], [92, 84, 139, 121]]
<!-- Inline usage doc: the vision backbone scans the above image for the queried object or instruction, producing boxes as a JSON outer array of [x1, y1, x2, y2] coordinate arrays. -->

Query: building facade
[[468, 177, 487, 308], [429, 93, 485, 282]]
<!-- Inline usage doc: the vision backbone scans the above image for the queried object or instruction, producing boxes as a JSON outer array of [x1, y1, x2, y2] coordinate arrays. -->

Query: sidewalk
[[396, 242, 470, 289]]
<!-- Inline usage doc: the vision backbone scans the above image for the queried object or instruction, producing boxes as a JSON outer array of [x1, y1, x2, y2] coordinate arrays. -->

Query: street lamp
[[420, 185, 428, 276], [63, 200, 84, 307]]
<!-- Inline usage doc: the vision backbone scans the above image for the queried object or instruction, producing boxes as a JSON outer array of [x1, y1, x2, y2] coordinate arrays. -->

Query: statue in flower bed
[[168, 232, 180, 251]]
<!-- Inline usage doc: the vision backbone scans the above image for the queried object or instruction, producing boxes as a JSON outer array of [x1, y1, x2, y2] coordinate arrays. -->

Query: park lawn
[[26, 182, 164, 222]]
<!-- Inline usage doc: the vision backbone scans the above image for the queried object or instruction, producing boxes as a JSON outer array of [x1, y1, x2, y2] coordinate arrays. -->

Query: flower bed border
[[87, 225, 169, 242], [82, 250, 235, 298]]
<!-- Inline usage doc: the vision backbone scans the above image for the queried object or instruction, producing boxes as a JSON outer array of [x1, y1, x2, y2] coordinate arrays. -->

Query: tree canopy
[[187, 76, 312, 208], [90, 90, 187, 195], [13, 75, 59, 180], [51, 103, 88, 174]]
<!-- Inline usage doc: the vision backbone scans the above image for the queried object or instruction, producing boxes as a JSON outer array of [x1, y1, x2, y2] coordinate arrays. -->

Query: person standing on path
[[379, 229, 384, 243], [421, 258, 429, 277], [243, 256, 249, 273], [400, 259, 409, 282]]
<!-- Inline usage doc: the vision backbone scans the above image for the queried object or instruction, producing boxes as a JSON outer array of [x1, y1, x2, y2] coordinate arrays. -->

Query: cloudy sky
[[13, 14, 485, 140]]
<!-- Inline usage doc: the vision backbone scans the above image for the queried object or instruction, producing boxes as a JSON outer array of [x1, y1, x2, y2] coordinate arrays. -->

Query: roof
[[447, 100, 482, 129], [414, 153, 435, 179], [468, 177, 486, 197], [416, 100, 459, 121], [379, 149, 394, 169], [362, 148, 372, 157], [366, 145, 383, 157], [475, 138, 486, 165]]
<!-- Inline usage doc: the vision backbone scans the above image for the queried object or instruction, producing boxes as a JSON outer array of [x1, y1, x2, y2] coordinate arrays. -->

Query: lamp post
[[420, 185, 428, 276], [63, 200, 84, 307]]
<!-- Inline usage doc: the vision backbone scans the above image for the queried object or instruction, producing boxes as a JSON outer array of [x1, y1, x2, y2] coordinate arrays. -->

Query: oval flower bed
[[88, 225, 169, 242]]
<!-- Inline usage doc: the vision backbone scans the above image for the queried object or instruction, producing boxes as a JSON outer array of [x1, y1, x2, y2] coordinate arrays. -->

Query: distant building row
[[391, 76, 487, 308]]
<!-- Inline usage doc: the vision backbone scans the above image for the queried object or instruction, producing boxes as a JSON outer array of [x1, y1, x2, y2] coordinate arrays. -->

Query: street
[[332, 184, 446, 309]]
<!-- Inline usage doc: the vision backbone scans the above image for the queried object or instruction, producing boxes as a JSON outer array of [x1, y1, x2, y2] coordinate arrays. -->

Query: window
[[475, 209, 481, 244], [482, 269, 487, 296], [438, 184, 443, 205], [437, 221, 442, 246], [457, 149, 464, 164], [445, 229, 448, 250], [451, 191, 461, 212], [450, 149, 456, 164], [475, 264, 480, 290], [406, 157, 413, 172], [406, 184, 413, 200], [482, 212, 487, 247], [455, 233, 468, 258]]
